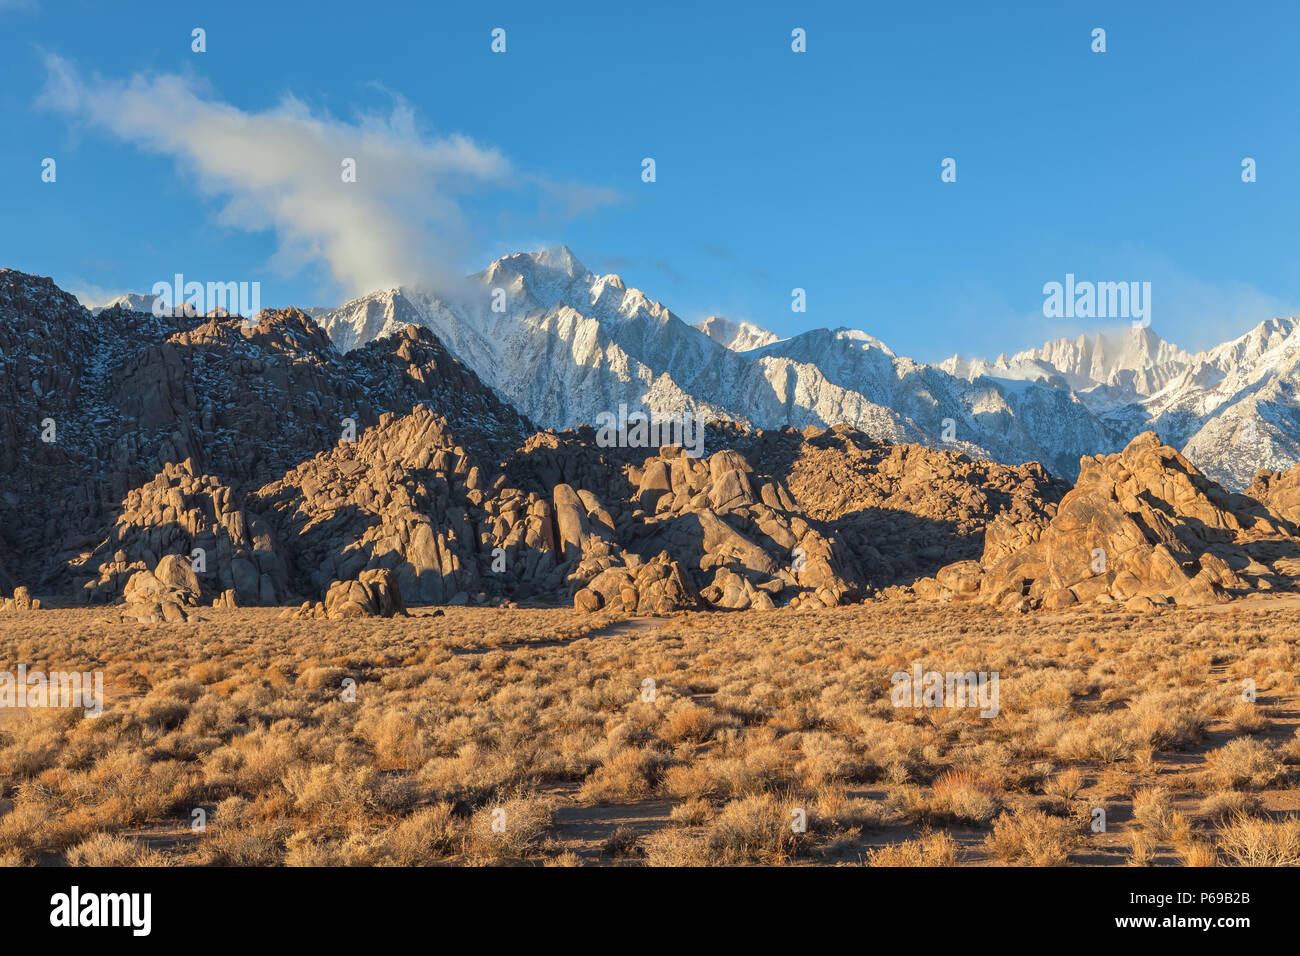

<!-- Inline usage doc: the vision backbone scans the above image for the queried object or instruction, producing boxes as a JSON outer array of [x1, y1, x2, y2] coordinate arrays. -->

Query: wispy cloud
[[1025, 256, 1299, 354], [38, 55, 615, 296], [65, 281, 131, 310], [1151, 271, 1297, 353]]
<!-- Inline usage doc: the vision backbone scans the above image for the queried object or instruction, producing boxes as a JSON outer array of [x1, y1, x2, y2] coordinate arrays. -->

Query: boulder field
[[922, 432, 1300, 611]]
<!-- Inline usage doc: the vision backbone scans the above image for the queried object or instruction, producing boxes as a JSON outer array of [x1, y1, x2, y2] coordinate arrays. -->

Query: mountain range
[[2, 264, 1073, 615], [11, 259, 1300, 620], [300, 247, 1300, 490]]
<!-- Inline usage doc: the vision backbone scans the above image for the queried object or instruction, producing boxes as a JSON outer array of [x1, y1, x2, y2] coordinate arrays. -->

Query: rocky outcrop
[[252, 405, 485, 605], [738, 424, 1069, 592], [1246, 464, 1300, 531], [493, 426, 865, 612], [291, 568, 408, 620], [615, 443, 858, 610], [1, 586, 42, 612], [928, 433, 1285, 610], [575, 552, 699, 615], [119, 555, 203, 623], [240, 401, 1108, 614], [70, 460, 288, 607]]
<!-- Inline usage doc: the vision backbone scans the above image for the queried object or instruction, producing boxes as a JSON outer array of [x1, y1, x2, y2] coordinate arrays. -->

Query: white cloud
[[66, 282, 132, 310], [38, 56, 610, 296]]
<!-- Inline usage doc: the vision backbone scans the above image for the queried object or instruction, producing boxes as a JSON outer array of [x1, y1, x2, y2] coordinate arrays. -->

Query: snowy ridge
[[695, 315, 782, 352], [317, 247, 1300, 488]]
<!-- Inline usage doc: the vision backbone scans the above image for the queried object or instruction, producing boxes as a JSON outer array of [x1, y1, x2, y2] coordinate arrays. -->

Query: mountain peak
[[490, 245, 588, 282], [535, 245, 585, 277], [694, 315, 780, 352], [481, 246, 593, 305], [831, 327, 896, 357]]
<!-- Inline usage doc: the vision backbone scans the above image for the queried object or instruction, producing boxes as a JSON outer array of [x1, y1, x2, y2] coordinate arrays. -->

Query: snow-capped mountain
[[91, 292, 160, 314], [942, 320, 1300, 488], [317, 248, 1130, 480], [694, 315, 781, 352], [1009, 327, 1194, 398], [315, 246, 1300, 487]]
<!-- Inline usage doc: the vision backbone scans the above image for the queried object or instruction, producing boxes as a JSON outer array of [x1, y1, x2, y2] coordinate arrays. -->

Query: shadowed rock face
[[736, 424, 1069, 592], [251, 405, 486, 606], [70, 460, 288, 607], [251, 405, 780, 613], [1247, 464, 1300, 531], [0, 269, 529, 600], [925, 432, 1296, 611]]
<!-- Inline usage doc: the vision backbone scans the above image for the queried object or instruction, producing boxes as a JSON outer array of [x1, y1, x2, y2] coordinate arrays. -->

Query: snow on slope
[[91, 292, 160, 314], [694, 315, 781, 352], [318, 248, 1130, 480], [317, 246, 1300, 487], [946, 319, 1300, 488]]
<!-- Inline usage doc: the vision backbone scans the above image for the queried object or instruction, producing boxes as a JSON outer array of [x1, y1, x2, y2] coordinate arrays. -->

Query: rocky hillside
[[0, 269, 529, 592], [8, 266, 1300, 618], [739, 425, 1069, 589], [923, 432, 1300, 610], [245, 404, 1068, 615]]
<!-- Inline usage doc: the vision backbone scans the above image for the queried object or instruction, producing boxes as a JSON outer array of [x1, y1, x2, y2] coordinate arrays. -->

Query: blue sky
[[2, 0, 1299, 362]]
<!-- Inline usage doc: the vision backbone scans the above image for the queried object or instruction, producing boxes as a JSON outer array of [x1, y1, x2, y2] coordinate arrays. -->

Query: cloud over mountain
[[36, 56, 613, 296]]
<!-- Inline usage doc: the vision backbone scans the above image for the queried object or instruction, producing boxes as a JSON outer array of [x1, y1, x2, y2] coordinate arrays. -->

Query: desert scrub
[[197, 797, 291, 866], [1131, 787, 1176, 839], [576, 745, 665, 804], [65, 832, 168, 867], [1204, 739, 1285, 790], [984, 808, 1078, 865], [465, 794, 555, 863], [372, 803, 462, 864], [928, 769, 1000, 825], [1215, 814, 1300, 866], [867, 831, 960, 866], [642, 826, 707, 866], [700, 793, 808, 864], [3, 601, 1299, 867]]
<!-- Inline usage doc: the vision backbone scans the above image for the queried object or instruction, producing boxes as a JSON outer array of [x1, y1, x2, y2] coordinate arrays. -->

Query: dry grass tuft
[[1215, 814, 1300, 866], [1204, 739, 1285, 790], [867, 831, 960, 867], [984, 808, 1077, 865]]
